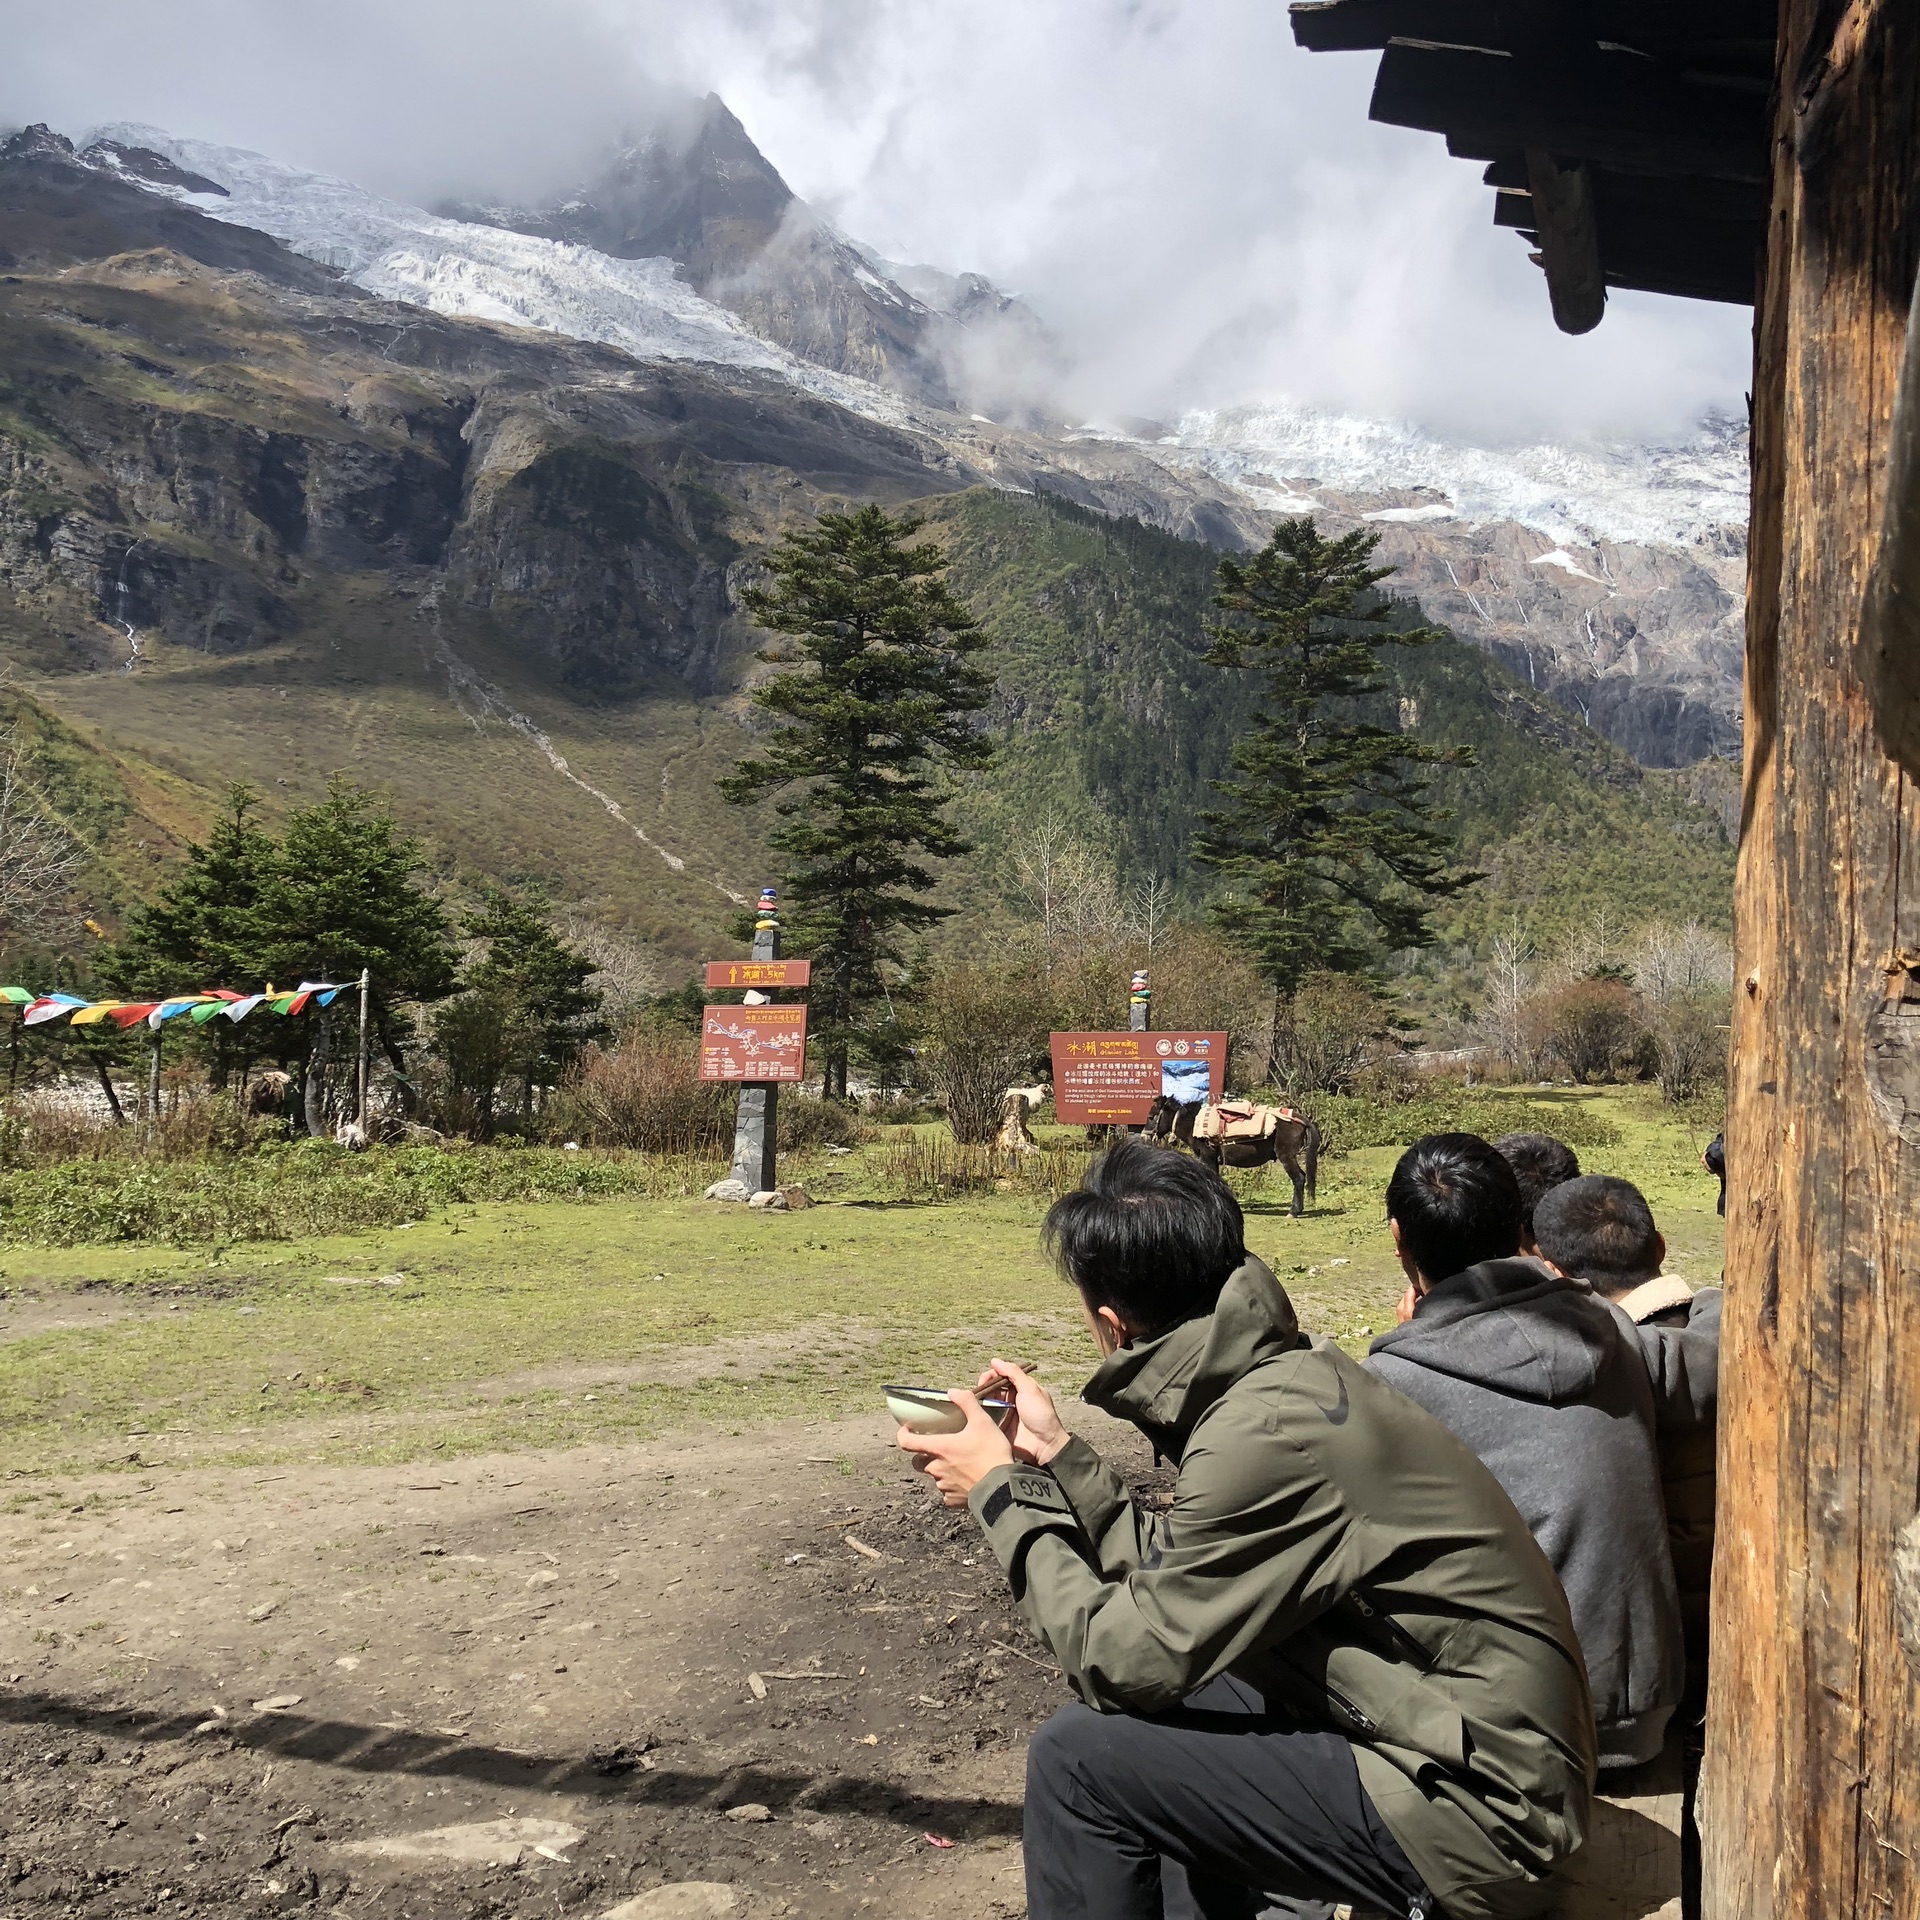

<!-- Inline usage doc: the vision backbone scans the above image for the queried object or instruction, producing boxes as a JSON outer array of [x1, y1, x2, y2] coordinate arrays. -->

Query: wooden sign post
[[704, 888, 811, 1197]]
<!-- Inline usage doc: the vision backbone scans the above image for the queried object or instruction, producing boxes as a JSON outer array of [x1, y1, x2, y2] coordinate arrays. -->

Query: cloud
[[2, 0, 1752, 442]]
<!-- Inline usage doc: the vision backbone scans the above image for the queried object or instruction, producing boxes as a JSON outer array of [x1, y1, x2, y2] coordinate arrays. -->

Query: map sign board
[[704, 959, 812, 991], [698, 1005, 808, 1082], [1049, 1030, 1229, 1125]]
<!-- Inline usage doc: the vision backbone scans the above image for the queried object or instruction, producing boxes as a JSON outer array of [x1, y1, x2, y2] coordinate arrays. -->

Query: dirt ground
[[0, 1403, 1170, 1919]]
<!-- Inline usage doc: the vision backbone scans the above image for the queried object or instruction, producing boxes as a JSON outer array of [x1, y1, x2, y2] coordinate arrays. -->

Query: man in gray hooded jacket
[[1367, 1134, 1684, 1770]]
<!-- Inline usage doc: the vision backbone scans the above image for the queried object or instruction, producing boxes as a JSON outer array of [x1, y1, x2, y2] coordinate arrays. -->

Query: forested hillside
[[924, 488, 1737, 972]]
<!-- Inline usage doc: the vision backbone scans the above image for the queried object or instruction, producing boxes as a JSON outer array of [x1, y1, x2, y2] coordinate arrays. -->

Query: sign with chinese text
[[1049, 1030, 1229, 1125], [704, 959, 812, 990], [699, 1005, 809, 1081]]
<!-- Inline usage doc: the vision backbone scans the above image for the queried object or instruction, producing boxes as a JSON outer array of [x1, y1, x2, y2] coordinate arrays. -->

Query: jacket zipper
[[1351, 1589, 1437, 1670], [1276, 1654, 1377, 1734]]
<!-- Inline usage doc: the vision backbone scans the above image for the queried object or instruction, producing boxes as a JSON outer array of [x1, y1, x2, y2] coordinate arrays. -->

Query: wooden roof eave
[[1288, 0, 1777, 331]]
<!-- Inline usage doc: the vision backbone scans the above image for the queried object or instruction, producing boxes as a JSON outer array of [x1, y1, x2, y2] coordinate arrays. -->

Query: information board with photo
[[1049, 1030, 1229, 1125]]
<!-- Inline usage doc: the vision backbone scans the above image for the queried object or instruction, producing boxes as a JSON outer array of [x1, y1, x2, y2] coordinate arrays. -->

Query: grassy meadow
[[0, 1087, 1724, 1489]]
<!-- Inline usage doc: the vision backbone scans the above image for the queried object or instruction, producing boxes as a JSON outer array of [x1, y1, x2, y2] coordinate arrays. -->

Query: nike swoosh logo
[[1314, 1374, 1350, 1425]]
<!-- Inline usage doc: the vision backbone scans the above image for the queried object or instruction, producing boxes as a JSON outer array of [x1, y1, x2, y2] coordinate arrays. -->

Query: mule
[[1145, 1095, 1322, 1217]]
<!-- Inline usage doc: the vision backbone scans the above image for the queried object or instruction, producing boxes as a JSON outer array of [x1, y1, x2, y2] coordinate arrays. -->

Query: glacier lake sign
[[1050, 1030, 1228, 1126], [705, 959, 811, 990]]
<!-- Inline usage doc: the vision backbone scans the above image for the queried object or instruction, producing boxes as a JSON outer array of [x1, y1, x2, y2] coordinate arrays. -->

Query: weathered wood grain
[[1704, 5, 1920, 1918]]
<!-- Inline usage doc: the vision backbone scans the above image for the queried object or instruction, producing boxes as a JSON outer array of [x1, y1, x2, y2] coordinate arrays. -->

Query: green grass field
[[0, 1088, 1724, 1487]]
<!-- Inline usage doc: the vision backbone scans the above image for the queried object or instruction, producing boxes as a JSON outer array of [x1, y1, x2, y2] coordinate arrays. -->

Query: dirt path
[[0, 1404, 1165, 1917]]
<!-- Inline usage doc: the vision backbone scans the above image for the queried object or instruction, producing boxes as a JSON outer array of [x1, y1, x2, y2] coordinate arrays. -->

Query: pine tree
[[437, 889, 604, 1132], [107, 785, 281, 1087], [1197, 519, 1480, 1013], [257, 778, 458, 1124], [719, 505, 993, 1098], [113, 785, 276, 989]]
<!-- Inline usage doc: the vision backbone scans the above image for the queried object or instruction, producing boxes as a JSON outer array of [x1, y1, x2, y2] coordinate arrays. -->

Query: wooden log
[[1523, 149, 1605, 334], [1372, 42, 1770, 184], [1704, 5, 1920, 1918]]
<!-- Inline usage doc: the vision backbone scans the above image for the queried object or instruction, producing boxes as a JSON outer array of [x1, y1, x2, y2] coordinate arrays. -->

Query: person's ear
[[1654, 1232, 1668, 1271], [1095, 1305, 1129, 1354], [1389, 1218, 1427, 1292]]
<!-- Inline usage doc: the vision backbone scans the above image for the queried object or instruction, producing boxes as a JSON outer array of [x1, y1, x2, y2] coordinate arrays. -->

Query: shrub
[[0, 1143, 701, 1247], [916, 963, 1056, 1146], [1273, 972, 1396, 1096], [554, 1024, 735, 1152], [778, 1092, 873, 1151], [1293, 1090, 1622, 1157], [1527, 977, 1641, 1083], [0, 1086, 273, 1167]]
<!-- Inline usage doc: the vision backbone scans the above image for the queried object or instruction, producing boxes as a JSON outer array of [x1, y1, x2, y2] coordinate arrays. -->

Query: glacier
[[80, 123, 918, 429], [77, 123, 1750, 554], [1147, 402, 1749, 552]]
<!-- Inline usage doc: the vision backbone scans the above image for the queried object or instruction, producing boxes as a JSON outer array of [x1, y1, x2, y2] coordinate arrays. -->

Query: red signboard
[[1050, 1030, 1230, 1125], [704, 959, 812, 990], [699, 1005, 809, 1082]]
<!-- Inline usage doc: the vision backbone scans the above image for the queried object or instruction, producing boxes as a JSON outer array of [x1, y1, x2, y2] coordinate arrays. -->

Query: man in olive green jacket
[[904, 1140, 1595, 1920]]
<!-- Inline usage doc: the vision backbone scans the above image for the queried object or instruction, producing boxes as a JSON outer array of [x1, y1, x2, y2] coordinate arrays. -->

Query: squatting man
[[897, 1139, 1596, 1920]]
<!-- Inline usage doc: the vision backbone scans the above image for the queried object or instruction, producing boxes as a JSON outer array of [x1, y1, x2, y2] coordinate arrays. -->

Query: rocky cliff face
[[442, 97, 958, 407], [1, 117, 1748, 776], [1321, 497, 1744, 767], [0, 132, 1266, 697]]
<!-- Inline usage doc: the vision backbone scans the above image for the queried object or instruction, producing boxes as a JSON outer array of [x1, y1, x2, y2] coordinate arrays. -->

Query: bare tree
[[1123, 872, 1177, 960], [0, 733, 82, 949], [1476, 915, 1538, 1075], [1010, 813, 1123, 971], [1634, 919, 1733, 1101], [553, 913, 668, 1031]]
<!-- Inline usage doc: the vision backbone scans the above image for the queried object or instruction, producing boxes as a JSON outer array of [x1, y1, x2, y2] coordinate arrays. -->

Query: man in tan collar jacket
[[901, 1140, 1596, 1920]]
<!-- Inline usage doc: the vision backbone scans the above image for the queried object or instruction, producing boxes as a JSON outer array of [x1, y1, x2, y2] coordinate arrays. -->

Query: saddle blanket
[[1192, 1101, 1298, 1142]]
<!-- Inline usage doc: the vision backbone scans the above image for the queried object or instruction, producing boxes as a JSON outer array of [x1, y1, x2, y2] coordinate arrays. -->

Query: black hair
[[1386, 1133, 1524, 1284], [1041, 1137, 1246, 1336], [1492, 1131, 1582, 1237], [1532, 1175, 1663, 1290]]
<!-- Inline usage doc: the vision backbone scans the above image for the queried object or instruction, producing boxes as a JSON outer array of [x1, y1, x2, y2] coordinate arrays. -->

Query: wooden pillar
[[1704, 6, 1920, 1916]]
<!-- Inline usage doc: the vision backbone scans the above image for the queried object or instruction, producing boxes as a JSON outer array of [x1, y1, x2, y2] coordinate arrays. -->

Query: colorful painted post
[[726, 888, 782, 1194], [1129, 968, 1151, 1033]]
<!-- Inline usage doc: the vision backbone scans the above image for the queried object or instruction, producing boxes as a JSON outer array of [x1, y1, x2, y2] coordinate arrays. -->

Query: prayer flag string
[[2, 983, 345, 1031]]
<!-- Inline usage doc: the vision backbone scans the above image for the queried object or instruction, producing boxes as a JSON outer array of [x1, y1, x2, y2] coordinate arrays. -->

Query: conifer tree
[[113, 785, 276, 989], [720, 505, 993, 1098], [108, 785, 281, 1086], [257, 778, 458, 1123], [1198, 519, 1479, 1014], [435, 889, 603, 1132]]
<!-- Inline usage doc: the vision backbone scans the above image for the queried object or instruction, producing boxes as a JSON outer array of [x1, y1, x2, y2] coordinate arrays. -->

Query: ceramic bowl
[[884, 1384, 1013, 1434]]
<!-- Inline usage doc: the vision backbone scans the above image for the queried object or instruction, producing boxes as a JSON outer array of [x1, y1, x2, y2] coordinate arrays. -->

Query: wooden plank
[[1703, 6, 1920, 1919], [1372, 41, 1770, 184], [1523, 149, 1605, 333]]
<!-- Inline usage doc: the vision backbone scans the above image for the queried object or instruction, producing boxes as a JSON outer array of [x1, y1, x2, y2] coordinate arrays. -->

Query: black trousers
[[1022, 1675, 1436, 1920]]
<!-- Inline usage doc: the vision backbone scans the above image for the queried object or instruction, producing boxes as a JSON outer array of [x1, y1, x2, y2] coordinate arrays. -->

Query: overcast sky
[[2, 0, 1752, 443]]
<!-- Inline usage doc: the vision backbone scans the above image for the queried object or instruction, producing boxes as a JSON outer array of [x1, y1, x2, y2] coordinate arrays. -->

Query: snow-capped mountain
[[81, 121, 910, 421], [27, 112, 1751, 766]]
